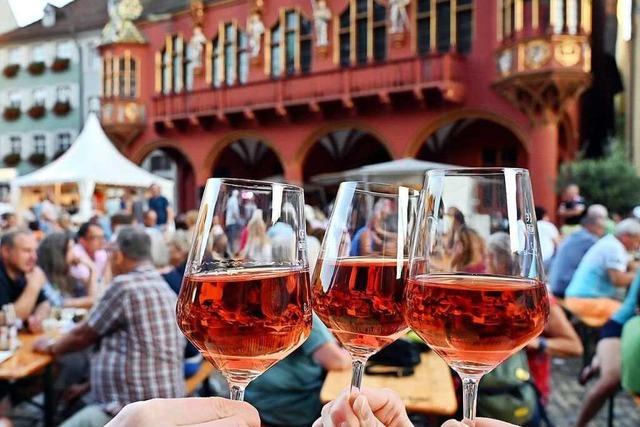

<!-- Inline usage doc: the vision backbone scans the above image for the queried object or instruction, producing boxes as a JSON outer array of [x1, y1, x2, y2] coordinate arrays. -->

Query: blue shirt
[[565, 234, 629, 299], [548, 229, 598, 297], [612, 272, 640, 325], [148, 196, 169, 225], [245, 315, 334, 427]]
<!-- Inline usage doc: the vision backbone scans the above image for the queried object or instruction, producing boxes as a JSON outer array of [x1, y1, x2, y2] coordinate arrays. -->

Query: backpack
[[621, 316, 640, 394], [477, 351, 538, 425]]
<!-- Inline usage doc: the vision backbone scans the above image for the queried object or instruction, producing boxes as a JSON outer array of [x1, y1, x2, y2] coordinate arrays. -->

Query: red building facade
[[99, 0, 592, 213]]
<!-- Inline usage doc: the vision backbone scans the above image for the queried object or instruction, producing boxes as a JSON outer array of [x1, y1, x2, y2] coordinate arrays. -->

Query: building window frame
[[33, 134, 46, 155], [56, 132, 72, 152], [207, 23, 249, 88], [418, 0, 474, 54], [9, 136, 21, 155], [269, 9, 312, 78], [338, 0, 387, 67]]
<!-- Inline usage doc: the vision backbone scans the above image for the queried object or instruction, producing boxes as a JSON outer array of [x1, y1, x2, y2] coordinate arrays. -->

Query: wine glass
[[176, 178, 312, 401], [405, 168, 550, 425], [312, 181, 419, 391]]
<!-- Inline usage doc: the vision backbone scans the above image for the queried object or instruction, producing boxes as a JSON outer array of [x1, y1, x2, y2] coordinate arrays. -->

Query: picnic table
[[0, 333, 55, 427], [320, 351, 457, 416]]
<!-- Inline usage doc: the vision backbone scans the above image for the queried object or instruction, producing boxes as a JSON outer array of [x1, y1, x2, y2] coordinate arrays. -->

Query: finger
[[327, 392, 359, 427], [187, 414, 260, 427], [142, 398, 259, 425], [359, 388, 412, 426], [352, 394, 383, 427], [441, 420, 464, 427]]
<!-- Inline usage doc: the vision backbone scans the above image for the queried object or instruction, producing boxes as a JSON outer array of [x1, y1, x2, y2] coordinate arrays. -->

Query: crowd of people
[[0, 181, 637, 427]]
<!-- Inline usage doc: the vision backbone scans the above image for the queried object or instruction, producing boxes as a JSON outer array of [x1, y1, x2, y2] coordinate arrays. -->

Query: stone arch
[[411, 114, 529, 168], [205, 132, 285, 181], [134, 141, 197, 211], [406, 109, 530, 159]]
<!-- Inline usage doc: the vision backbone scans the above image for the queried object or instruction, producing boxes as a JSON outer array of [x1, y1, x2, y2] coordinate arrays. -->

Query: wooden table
[[0, 334, 55, 427], [320, 351, 457, 416]]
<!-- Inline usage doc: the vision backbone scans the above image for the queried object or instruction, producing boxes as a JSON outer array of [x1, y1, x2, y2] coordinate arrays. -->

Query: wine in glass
[[312, 182, 418, 390], [405, 168, 550, 425], [176, 178, 312, 401]]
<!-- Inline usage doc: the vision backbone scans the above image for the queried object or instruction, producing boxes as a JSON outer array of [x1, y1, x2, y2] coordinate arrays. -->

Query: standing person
[[147, 184, 173, 228], [34, 227, 185, 427], [70, 222, 109, 286], [0, 212, 18, 234], [241, 210, 271, 263], [564, 219, 640, 321], [548, 208, 607, 298], [534, 206, 560, 270], [225, 189, 243, 255], [557, 184, 587, 234]]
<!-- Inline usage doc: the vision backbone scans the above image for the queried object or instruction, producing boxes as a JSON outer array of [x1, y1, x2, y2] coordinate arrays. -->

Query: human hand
[[25, 267, 46, 291], [105, 397, 260, 427], [313, 388, 412, 427], [32, 336, 53, 354], [526, 338, 540, 351], [27, 315, 44, 334], [441, 418, 518, 427]]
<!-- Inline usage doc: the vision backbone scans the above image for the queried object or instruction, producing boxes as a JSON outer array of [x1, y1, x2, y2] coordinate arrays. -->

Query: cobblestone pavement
[[547, 357, 640, 427]]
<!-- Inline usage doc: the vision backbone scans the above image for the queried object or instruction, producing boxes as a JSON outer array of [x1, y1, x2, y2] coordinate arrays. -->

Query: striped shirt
[[87, 263, 185, 414]]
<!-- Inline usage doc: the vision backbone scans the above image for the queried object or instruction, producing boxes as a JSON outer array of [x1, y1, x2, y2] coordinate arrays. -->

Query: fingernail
[[354, 395, 371, 421]]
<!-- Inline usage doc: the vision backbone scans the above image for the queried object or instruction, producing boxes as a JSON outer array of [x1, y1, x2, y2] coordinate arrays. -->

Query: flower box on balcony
[[28, 152, 47, 166], [52, 100, 71, 116], [27, 104, 46, 119], [2, 64, 19, 78], [27, 61, 46, 76], [3, 106, 21, 121], [3, 153, 21, 167], [51, 57, 70, 73]]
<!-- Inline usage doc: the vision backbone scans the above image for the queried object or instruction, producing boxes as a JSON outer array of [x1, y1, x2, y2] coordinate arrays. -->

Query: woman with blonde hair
[[242, 209, 272, 263]]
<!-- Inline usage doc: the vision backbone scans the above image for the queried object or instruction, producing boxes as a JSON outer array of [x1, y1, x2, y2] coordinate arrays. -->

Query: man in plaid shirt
[[34, 226, 185, 427]]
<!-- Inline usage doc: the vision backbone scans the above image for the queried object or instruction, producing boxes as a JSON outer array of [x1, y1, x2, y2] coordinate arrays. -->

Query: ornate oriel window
[[103, 52, 138, 97], [417, 0, 473, 54], [269, 10, 312, 78], [207, 23, 249, 88], [498, 0, 590, 40], [338, 0, 386, 67]]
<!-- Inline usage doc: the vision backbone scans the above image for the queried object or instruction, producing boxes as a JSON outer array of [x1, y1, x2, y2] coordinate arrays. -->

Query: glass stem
[[228, 381, 248, 401], [350, 357, 367, 392], [461, 375, 481, 426]]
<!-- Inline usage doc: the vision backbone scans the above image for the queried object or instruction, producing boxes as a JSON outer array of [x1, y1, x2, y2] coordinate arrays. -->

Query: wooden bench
[[185, 362, 215, 396]]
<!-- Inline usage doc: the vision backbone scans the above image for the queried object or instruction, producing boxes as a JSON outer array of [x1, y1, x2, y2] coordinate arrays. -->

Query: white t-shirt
[[537, 220, 559, 263]]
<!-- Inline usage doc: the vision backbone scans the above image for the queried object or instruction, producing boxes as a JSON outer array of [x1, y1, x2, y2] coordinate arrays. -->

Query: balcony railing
[[152, 54, 465, 121]]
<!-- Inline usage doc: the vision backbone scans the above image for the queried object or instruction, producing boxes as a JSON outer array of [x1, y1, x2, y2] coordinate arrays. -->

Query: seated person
[[70, 222, 109, 287], [548, 209, 607, 298], [245, 315, 350, 427], [0, 230, 50, 424], [564, 219, 640, 322], [34, 227, 185, 427], [573, 271, 640, 427], [37, 232, 97, 308]]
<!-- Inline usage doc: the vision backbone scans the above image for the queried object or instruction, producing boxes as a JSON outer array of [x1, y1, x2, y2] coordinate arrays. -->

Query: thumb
[[441, 421, 465, 427], [352, 394, 383, 427]]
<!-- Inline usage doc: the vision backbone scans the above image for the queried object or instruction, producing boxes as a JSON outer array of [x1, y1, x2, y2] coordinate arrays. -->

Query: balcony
[[152, 54, 466, 127], [100, 98, 146, 145]]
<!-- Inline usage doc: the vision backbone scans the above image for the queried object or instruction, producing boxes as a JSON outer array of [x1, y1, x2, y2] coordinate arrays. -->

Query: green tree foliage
[[557, 147, 640, 215]]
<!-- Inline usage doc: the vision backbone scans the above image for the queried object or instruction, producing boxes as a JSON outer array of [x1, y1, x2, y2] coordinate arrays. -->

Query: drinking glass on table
[[176, 178, 312, 401], [405, 168, 550, 426], [312, 182, 419, 391]]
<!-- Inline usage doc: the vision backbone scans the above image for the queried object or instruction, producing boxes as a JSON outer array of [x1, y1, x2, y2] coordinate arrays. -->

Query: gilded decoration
[[554, 40, 581, 67], [524, 40, 551, 70]]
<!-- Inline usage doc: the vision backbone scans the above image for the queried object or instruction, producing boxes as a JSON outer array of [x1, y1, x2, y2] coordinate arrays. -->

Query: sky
[[8, 0, 74, 27]]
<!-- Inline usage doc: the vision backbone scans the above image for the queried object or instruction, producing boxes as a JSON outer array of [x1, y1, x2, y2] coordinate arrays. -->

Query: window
[[9, 47, 22, 64], [32, 88, 46, 106], [9, 136, 21, 155], [150, 154, 172, 171], [33, 134, 46, 154], [56, 86, 71, 102], [339, 0, 386, 67], [32, 45, 46, 62], [103, 54, 137, 97], [56, 132, 71, 151], [209, 24, 250, 88], [418, 0, 474, 54], [160, 36, 188, 93], [56, 41, 74, 59], [172, 36, 183, 92], [7, 91, 21, 108], [270, 10, 312, 78]]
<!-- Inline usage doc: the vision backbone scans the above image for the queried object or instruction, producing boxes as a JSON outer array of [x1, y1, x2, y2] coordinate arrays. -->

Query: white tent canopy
[[311, 158, 458, 186], [12, 113, 173, 220]]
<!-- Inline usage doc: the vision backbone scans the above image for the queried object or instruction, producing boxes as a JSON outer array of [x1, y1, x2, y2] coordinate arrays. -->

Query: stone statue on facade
[[247, 10, 265, 58], [101, 0, 145, 45], [188, 26, 207, 67], [388, 0, 410, 34], [311, 0, 331, 48]]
